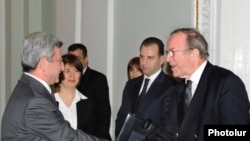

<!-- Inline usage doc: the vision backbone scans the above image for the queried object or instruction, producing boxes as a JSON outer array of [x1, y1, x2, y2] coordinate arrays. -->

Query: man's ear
[[160, 55, 164, 66], [38, 57, 47, 72], [84, 56, 89, 64], [192, 48, 200, 59]]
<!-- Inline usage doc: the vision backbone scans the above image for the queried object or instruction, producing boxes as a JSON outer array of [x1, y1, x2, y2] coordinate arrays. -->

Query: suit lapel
[[21, 74, 56, 104], [76, 99, 93, 128], [136, 72, 165, 112], [132, 77, 144, 113], [78, 67, 90, 95], [179, 62, 213, 136], [175, 81, 185, 125]]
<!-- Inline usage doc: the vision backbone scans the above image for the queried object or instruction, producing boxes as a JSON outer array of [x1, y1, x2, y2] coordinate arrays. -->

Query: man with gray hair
[[145, 28, 250, 141], [1, 32, 110, 141]]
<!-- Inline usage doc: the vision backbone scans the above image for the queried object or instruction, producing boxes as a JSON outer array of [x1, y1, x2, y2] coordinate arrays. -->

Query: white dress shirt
[[188, 60, 207, 97], [54, 89, 87, 129], [139, 69, 161, 94]]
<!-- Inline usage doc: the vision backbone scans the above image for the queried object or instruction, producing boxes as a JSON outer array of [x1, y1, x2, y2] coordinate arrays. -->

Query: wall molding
[[197, 0, 220, 64]]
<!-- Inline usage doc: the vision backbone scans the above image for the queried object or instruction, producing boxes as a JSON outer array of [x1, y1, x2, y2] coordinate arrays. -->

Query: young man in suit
[[146, 28, 250, 141], [1, 32, 110, 141], [68, 43, 112, 140], [115, 37, 178, 138]]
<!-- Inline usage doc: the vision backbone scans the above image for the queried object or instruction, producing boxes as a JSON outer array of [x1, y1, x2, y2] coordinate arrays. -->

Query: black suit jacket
[[146, 62, 250, 141], [76, 99, 95, 133], [115, 71, 177, 137], [56, 97, 97, 137], [77, 67, 112, 140], [1, 74, 109, 141]]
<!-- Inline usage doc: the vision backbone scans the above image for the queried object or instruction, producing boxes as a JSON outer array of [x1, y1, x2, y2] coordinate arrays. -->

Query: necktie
[[135, 78, 150, 113], [51, 92, 56, 101], [138, 78, 150, 103], [185, 80, 192, 109]]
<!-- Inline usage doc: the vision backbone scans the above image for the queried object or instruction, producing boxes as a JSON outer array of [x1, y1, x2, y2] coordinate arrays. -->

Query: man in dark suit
[[146, 28, 250, 141], [68, 43, 112, 140], [1, 32, 109, 141], [115, 37, 177, 138]]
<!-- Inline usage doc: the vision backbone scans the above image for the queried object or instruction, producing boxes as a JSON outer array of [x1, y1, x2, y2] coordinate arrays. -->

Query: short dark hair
[[58, 53, 83, 83], [140, 37, 164, 56], [68, 43, 88, 58]]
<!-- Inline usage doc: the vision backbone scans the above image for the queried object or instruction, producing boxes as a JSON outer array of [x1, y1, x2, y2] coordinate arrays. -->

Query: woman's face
[[129, 65, 143, 80], [61, 64, 81, 88]]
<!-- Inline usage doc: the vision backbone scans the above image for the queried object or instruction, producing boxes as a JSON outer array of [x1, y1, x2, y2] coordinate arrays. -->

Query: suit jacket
[[76, 99, 95, 134], [77, 67, 111, 140], [56, 96, 97, 137], [1, 74, 109, 141], [115, 71, 177, 137], [146, 62, 250, 141]]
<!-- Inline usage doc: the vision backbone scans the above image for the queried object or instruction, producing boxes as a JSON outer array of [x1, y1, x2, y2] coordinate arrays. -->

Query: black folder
[[116, 113, 155, 141]]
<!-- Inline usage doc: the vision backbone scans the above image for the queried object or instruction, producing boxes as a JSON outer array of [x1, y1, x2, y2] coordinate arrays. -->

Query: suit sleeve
[[25, 98, 110, 141], [143, 87, 177, 141], [115, 81, 130, 137], [215, 75, 250, 124]]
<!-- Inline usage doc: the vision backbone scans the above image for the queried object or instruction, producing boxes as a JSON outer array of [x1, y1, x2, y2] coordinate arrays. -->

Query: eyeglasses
[[165, 48, 190, 57]]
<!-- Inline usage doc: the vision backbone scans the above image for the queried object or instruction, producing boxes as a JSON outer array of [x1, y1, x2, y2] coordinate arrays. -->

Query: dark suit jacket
[[1, 74, 109, 141], [146, 62, 250, 141], [56, 97, 97, 137], [115, 71, 177, 137], [76, 99, 95, 133], [77, 67, 111, 140]]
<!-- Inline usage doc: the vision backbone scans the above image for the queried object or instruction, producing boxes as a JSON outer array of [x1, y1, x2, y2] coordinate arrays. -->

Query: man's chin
[[172, 72, 179, 78]]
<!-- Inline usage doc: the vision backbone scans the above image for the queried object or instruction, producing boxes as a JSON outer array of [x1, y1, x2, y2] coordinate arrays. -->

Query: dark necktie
[[51, 92, 56, 101], [135, 78, 150, 113], [185, 80, 192, 110], [138, 78, 150, 103]]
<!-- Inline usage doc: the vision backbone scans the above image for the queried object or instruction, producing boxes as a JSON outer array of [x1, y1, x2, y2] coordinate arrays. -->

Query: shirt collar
[[24, 72, 52, 94], [75, 89, 88, 100], [188, 60, 207, 85], [144, 68, 161, 82], [54, 89, 87, 104], [82, 66, 88, 75]]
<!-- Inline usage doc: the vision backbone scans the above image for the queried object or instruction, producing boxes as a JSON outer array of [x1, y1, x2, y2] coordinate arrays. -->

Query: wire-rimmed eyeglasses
[[165, 48, 190, 57]]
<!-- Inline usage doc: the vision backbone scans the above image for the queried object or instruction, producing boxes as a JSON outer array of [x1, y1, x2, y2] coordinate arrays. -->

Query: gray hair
[[171, 28, 209, 59], [21, 32, 63, 72]]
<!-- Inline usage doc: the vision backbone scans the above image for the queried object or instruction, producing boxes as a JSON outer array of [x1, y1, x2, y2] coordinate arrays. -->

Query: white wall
[[3, 0, 250, 139], [55, 0, 76, 54], [198, 0, 250, 99], [111, 0, 193, 137], [220, 0, 250, 98]]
